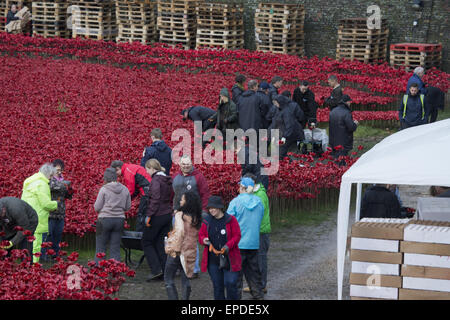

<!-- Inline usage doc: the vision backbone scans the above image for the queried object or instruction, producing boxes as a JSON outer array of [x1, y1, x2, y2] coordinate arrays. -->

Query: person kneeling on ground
[[199, 196, 242, 300]]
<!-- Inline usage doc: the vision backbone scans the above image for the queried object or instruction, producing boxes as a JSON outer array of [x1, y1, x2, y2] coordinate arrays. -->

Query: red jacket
[[121, 163, 152, 198], [198, 213, 242, 273]]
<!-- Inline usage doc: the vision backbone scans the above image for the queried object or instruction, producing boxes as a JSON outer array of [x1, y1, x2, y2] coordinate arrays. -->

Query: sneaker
[[243, 287, 250, 293], [146, 272, 163, 282]]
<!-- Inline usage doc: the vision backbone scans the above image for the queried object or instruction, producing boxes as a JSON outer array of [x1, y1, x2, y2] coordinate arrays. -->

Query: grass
[[270, 204, 337, 231]]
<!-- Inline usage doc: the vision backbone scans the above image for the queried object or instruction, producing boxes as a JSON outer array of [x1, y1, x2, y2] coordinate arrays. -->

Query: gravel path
[[118, 211, 352, 300]]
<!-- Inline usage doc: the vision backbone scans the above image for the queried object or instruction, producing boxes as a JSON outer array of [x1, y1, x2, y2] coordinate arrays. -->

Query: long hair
[[145, 158, 165, 173], [179, 191, 202, 230]]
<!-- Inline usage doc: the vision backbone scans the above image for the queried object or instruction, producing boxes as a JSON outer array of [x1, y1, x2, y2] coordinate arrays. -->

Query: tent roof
[[341, 119, 450, 187]]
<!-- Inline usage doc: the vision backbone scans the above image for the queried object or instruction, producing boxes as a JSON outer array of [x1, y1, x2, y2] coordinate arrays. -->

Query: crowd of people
[[0, 67, 447, 301]]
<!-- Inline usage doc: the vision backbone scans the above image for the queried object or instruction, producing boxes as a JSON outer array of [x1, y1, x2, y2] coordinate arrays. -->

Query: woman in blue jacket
[[227, 177, 264, 300]]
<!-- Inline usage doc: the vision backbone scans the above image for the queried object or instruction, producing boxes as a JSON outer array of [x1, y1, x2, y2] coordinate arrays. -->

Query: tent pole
[[355, 183, 362, 221], [337, 181, 352, 300]]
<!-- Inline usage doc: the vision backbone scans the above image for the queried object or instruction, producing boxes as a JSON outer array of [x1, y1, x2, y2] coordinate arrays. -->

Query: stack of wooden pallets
[[195, 2, 244, 50], [0, 1, 6, 32], [69, 0, 117, 41], [390, 43, 442, 71], [32, 0, 69, 38], [116, 0, 157, 44], [254, 2, 305, 56], [157, 0, 197, 49], [336, 18, 389, 63]]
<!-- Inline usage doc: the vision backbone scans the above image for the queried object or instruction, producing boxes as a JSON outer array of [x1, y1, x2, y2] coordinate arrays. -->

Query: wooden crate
[[389, 43, 442, 71], [32, 1, 69, 38], [195, 2, 243, 50], [69, 0, 117, 41], [254, 2, 305, 56]]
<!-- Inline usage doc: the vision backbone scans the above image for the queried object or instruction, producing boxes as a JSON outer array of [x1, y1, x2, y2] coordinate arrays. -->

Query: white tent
[[337, 119, 450, 300]]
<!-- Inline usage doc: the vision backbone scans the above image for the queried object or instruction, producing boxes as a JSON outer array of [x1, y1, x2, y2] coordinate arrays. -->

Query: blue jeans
[[207, 263, 240, 300], [48, 218, 65, 256]]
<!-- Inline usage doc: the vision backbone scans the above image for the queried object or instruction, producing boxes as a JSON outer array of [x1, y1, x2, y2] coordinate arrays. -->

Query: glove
[[145, 216, 151, 227], [203, 238, 211, 246], [220, 245, 229, 255], [281, 137, 286, 144], [1, 241, 13, 249]]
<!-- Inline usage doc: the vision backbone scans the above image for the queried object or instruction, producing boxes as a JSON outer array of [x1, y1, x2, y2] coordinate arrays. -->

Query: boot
[[182, 285, 191, 300], [166, 285, 179, 300]]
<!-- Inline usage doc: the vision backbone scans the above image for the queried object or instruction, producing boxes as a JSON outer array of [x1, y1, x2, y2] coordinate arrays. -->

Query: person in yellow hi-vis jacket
[[21, 163, 58, 263]]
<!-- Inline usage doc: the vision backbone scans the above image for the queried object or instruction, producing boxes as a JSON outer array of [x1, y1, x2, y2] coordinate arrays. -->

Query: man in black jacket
[[360, 185, 402, 219], [325, 75, 343, 110], [6, 5, 20, 26], [237, 80, 264, 132], [268, 76, 283, 103], [329, 95, 358, 158], [181, 106, 217, 147], [256, 82, 272, 130], [293, 81, 317, 128], [141, 128, 172, 174], [232, 74, 246, 104], [271, 94, 305, 160], [0, 197, 38, 255], [426, 86, 445, 123]]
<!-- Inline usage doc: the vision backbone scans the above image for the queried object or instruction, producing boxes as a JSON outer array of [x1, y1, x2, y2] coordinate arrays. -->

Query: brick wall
[[236, 0, 449, 72]]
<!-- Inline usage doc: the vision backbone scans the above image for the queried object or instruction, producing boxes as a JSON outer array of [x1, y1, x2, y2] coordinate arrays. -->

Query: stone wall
[[237, 0, 449, 72]]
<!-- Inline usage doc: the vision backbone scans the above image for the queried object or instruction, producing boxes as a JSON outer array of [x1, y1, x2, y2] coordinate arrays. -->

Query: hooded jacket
[[237, 90, 264, 132], [227, 193, 264, 250], [147, 171, 174, 217], [49, 175, 73, 220], [253, 184, 271, 234], [329, 102, 357, 152], [21, 171, 58, 234], [121, 163, 152, 198], [210, 88, 239, 131], [172, 167, 210, 212], [199, 212, 242, 272], [0, 197, 38, 245], [267, 83, 279, 103], [187, 106, 216, 122], [94, 182, 131, 219], [256, 89, 272, 129], [231, 83, 245, 104], [406, 74, 427, 95], [398, 92, 428, 127], [271, 94, 305, 141], [141, 140, 173, 174]]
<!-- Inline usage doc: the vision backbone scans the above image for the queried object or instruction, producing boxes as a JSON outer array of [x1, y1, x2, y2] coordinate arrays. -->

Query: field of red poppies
[[0, 33, 449, 238]]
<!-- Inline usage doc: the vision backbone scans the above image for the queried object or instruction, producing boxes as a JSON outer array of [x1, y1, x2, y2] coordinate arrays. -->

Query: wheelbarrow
[[121, 231, 145, 268]]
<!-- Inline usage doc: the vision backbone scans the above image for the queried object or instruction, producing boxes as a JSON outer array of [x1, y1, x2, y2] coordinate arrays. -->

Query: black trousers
[[237, 249, 264, 300], [279, 138, 298, 160], [142, 214, 172, 275]]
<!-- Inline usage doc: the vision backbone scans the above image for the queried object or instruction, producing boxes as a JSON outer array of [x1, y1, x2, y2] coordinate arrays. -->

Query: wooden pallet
[[257, 44, 304, 55]]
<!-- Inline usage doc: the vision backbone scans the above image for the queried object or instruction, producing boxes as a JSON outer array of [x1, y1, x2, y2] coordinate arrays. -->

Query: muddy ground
[[117, 210, 353, 300]]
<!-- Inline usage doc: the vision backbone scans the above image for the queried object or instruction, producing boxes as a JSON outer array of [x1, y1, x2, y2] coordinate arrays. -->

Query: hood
[[236, 193, 261, 211], [241, 90, 255, 98], [23, 171, 49, 191], [232, 83, 245, 91], [152, 140, 170, 152], [253, 183, 266, 194], [274, 94, 291, 108], [220, 88, 230, 99], [153, 171, 172, 185], [104, 182, 125, 194]]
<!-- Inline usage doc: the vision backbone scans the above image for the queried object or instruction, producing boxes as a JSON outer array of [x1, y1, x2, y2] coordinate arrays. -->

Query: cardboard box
[[350, 273, 402, 288], [351, 237, 399, 252], [399, 288, 450, 300], [351, 249, 403, 264], [400, 241, 450, 256], [350, 284, 398, 300], [403, 224, 450, 245], [403, 277, 450, 293], [351, 261, 400, 276], [401, 265, 450, 280], [351, 222, 408, 240], [404, 253, 450, 269]]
